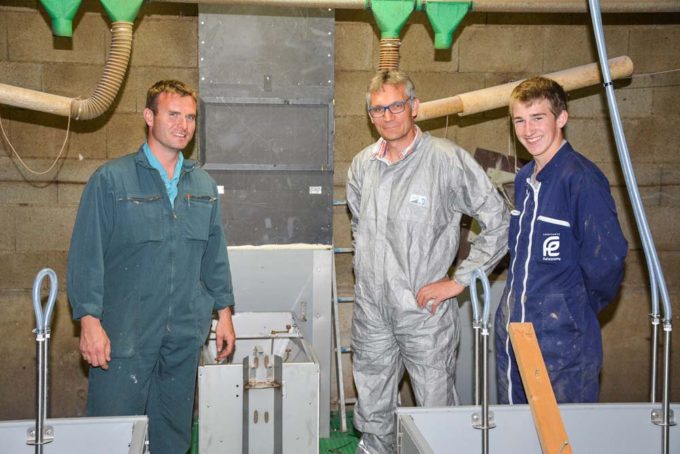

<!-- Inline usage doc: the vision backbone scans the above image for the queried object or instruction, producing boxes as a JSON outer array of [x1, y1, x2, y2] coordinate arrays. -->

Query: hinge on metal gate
[[651, 408, 676, 426], [471, 411, 496, 429], [26, 425, 54, 445]]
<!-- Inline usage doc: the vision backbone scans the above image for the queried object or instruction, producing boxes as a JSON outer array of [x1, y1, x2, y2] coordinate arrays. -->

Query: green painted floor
[[190, 410, 360, 453], [319, 411, 360, 453]]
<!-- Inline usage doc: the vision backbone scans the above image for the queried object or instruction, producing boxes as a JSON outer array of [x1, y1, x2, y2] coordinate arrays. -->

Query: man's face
[[511, 98, 567, 166], [369, 84, 419, 146], [144, 92, 197, 154]]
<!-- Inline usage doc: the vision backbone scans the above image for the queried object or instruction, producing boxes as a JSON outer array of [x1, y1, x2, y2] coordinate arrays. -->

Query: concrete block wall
[[333, 10, 680, 407], [0, 0, 198, 419], [0, 1, 678, 421]]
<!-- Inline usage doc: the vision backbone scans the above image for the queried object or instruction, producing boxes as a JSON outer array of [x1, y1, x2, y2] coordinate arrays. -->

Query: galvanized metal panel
[[213, 170, 332, 245], [199, 6, 334, 101], [224, 247, 332, 438], [200, 101, 331, 170], [0, 416, 148, 454], [199, 311, 319, 454], [397, 404, 680, 453], [198, 5, 334, 246]]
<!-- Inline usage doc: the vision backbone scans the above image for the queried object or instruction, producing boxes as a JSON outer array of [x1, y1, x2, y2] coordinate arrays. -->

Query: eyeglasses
[[367, 98, 413, 118]]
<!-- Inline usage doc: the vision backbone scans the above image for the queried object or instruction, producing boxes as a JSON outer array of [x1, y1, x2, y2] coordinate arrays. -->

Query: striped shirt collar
[[371, 126, 422, 164]]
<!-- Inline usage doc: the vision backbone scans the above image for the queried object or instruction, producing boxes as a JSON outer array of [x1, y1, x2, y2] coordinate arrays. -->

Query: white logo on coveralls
[[409, 194, 428, 207], [542, 234, 561, 261]]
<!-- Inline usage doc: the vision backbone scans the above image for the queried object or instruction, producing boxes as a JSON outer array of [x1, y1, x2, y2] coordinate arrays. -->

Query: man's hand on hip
[[79, 315, 111, 370], [416, 278, 465, 314]]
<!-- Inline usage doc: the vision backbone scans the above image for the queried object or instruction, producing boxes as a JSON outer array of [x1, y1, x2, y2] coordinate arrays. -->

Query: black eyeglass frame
[[367, 97, 414, 118]]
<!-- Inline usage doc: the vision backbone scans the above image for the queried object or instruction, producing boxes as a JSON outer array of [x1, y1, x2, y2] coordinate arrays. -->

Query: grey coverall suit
[[347, 132, 509, 453]]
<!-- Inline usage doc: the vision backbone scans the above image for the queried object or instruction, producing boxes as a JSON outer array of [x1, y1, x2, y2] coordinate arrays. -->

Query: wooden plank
[[509, 322, 572, 454]]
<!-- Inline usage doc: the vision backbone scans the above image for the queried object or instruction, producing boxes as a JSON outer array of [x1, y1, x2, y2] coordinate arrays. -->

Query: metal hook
[[470, 268, 491, 330], [32, 268, 58, 334]]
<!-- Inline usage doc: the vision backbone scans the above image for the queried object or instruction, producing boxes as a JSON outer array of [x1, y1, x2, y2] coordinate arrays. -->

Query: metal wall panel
[[199, 6, 333, 101], [199, 5, 334, 246], [200, 101, 331, 170], [213, 170, 332, 245]]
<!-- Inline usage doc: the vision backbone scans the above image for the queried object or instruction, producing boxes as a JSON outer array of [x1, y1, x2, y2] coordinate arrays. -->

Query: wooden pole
[[509, 323, 572, 454], [417, 55, 634, 121]]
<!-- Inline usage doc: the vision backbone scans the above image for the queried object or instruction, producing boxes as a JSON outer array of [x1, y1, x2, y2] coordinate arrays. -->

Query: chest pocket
[[181, 194, 215, 241], [532, 215, 573, 265], [115, 195, 164, 244], [396, 191, 435, 226]]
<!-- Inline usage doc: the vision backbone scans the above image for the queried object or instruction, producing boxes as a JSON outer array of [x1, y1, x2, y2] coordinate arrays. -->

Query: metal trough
[[198, 311, 319, 454], [0, 416, 148, 454], [397, 403, 679, 453]]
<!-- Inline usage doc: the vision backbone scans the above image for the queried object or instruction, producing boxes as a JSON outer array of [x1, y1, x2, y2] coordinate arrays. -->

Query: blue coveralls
[[68, 147, 234, 453], [495, 142, 627, 404]]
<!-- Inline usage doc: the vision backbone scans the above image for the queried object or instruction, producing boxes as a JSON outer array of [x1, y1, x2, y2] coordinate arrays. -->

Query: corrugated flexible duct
[[71, 21, 133, 119], [0, 21, 132, 120]]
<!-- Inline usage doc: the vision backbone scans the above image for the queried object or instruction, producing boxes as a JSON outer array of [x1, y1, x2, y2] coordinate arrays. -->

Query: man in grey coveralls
[[347, 70, 509, 453]]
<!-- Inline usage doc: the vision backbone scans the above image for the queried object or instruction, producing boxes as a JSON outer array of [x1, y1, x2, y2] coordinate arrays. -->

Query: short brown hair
[[145, 80, 197, 114], [366, 70, 416, 106], [510, 76, 567, 117]]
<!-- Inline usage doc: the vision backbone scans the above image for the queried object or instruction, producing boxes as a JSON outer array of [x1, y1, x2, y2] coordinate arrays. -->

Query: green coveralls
[[68, 147, 234, 453]]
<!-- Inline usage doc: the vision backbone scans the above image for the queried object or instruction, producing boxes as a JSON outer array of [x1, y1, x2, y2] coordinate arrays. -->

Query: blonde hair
[[510, 76, 567, 117]]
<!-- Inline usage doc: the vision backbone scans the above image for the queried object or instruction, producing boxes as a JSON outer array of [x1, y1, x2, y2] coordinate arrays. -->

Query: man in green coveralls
[[68, 80, 235, 453]]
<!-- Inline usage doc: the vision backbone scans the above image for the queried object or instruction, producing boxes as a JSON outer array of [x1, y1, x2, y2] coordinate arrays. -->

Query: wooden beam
[[509, 322, 572, 454]]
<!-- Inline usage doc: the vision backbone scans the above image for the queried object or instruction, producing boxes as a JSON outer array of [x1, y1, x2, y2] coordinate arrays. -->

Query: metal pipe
[[661, 324, 672, 453], [481, 327, 489, 454], [468, 269, 482, 407], [651, 313, 660, 403], [30, 269, 58, 453], [588, 1, 673, 452], [470, 268, 492, 454], [417, 56, 633, 121], [153, 0, 680, 13], [463, 0, 680, 13], [330, 247, 348, 432], [473, 323, 480, 406]]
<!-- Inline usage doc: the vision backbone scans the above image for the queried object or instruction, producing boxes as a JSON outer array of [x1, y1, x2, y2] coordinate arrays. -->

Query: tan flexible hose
[[71, 22, 133, 119], [0, 21, 132, 119], [378, 38, 401, 71]]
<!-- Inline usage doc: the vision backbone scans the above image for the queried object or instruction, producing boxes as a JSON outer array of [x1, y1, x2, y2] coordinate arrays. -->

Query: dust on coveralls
[[68, 148, 234, 454], [495, 143, 627, 404]]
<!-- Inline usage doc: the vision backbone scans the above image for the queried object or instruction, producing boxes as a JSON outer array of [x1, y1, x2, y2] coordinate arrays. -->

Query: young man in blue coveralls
[[67, 80, 236, 453], [495, 76, 628, 404]]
